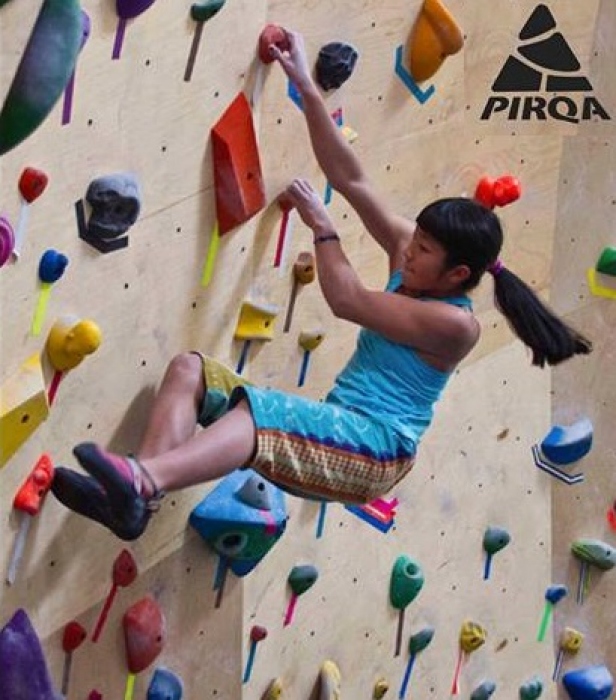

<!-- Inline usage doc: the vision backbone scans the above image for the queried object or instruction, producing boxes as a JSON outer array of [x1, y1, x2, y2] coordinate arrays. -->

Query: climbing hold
[[474, 174, 521, 209], [92, 549, 139, 643], [545, 584, 568, 605], [45, 316, 102, 372], [571, 538, 615, 570], [0, 215, 15, 267], [459, 620, 487, 653], [234, 301, 279, 341], [123, 596, 166, 674], [596, 247, 616, 276], [147, 667, 184, 700], [263, 678, 283, 700], [190, 468, 287, 577], [532, 417, 592, 485], [61, 621, 87, 696], [236, 473, 273, 511], [284, 564, 319, 626], [258, 24, 290, 63], [553, 628, 584, 681], [283, 252, 316, 332], [0, 354, 49, 468], [315, 42, 358, 90], [562, 665, 614, 700], [80, 173, 142, 253], [373, 677, 389, 699], [390, 555, 424, 657], [117, 0, 157, 20], [19, 167, 49, 204], [482, 526, 511, 579], [519, 675, 543, 700], [211, 92, 265, 235], [406, 0, 463, 83], [190, 0, 225, 22], [470, 680, 497, 700], [0, 0, 82, 155], [390, 555, 424, 609], [537, 584, 568, 641], [0, 609, 60, 699], [38, 249, 68, 284]]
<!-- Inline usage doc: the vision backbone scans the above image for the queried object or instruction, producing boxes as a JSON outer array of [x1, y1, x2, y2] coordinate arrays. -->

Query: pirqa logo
[[481, 4, 611, 123]]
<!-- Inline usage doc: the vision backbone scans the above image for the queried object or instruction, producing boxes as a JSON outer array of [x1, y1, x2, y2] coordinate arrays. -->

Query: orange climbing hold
[[406, 0, 464, 83]]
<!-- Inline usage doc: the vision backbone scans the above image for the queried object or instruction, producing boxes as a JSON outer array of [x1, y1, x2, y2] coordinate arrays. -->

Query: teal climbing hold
[[390, 555, 424, 609], [471, 680, 497, 700], [519, 675, 543, 700], [0, 0, 82, 155]]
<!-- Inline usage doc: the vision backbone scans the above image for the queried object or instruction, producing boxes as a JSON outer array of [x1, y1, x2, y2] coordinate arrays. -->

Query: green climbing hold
[[483, 526, 511, 555], [190, 0, 225, 22], [519, 675, 543, 700], [389, 555, 424, 609], [288, 565, 318, 596], [408, 627, 434, 654], [596, 247, 616, 276], [0, 0, 82, 155], [571, 539, 615, 570]]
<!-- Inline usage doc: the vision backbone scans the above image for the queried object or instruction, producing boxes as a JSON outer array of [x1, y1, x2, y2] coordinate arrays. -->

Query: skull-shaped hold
[[83, 172, 142, 252]]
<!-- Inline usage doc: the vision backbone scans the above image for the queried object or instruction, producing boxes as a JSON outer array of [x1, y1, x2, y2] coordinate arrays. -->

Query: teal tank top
[[326, 270, 472, 445]]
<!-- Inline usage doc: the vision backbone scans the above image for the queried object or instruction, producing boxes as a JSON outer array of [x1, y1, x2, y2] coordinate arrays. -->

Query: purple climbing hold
[[116, 0, 157, 20], [0, 608, 62, 700]]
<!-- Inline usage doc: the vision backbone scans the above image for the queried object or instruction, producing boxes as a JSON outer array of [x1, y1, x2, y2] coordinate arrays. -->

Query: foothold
[[284, 564, 319, 626], [471, 680, 497, 700], [62, 621, 87, 653], [0, 354, 49, 468], [560, 628, 584, 654], [190, 0, 225, 22], [92, 549, 138, 642], [571, 538, 615, 570], [234, 301, 279, 341], [0, 0, 83, 155], [258, 24, 290, 64], [116, 0, 157, 20], [373, 678, 390, 699], [211, 92, 265, 235], [45, 316, 102, 371], [122, 596, 166, 674], [13, 453, 54, 516], [19, 167, 50, 204], [298, 330, 324, 353], [235, 473, 273, 511], [263, 678, 283, 700], [189, 468, 287, 577], [562, 665, 614, 700], [474, 174, 521, 209], [596, 247, 616, 276], [38, 249, 69, 284], [482, 526, 511, 579], [459, 620, 487, 653], [315, 42, 358, 90], [545, 584, 568, 605], [0, 215, 15, 267], [406, 0, 463, 83], [519, 675, 543, 700], [409, 626, 434, 654], [390, 555, 424, 609], [147, 667, 184, 700], [0, 609, 60, 699], [81, 173, 142, 253], [538, 418, 593, 466]]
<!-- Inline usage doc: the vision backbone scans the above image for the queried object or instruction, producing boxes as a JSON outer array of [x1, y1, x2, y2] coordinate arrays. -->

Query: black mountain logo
[[492, 4, 593, 92]]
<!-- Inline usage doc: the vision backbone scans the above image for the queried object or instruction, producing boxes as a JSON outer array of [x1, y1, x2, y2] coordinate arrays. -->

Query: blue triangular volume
[[189, 468, 287, 577]]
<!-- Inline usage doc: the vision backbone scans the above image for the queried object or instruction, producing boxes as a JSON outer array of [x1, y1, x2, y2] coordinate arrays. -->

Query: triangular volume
[[519, 4, 556, 40]]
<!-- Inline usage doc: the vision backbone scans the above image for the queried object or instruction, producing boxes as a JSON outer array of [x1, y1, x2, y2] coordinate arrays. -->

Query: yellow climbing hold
[[298, 329, 325, 353], [234, 301, 279, 341], [459, 619, 487, 653], [373, 677, 390, 698], [45, 316, 102, 371], [262, 678, 283, 700], [0, 353, 49, 468], [319, 660, 341, 700], [406, 0, 464, 82]]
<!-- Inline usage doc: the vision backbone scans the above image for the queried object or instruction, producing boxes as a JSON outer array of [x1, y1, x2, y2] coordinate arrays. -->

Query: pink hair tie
[[487, 259, 504, 276]]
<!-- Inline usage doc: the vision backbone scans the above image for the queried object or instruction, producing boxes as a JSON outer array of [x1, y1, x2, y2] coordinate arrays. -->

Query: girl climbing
[[51, 29, 591, 541]]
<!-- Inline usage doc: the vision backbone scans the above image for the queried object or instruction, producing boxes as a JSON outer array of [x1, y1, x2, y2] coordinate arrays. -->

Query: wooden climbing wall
[[0, 0, 613, 698]]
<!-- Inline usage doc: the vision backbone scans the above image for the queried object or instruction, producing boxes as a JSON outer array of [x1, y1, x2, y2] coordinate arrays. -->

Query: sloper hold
[[211, 92, 265, 235], [562, 665, 613, 700], [147, 667, 184, 699], [0, 0, 82, 155], [406, 0, 463, 83], [0, 608, 62, 699], [123, 596, 166, 674], [540, 418, 593, 466]]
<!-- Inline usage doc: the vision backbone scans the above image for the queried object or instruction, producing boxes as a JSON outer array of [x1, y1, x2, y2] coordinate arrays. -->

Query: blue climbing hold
[[147, 667, 184, 699], [562, 665, 614, 700], [540, 418, 593, 465]]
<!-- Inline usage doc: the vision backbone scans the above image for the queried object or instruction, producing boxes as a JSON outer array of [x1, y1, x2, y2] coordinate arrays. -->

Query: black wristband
[[313, 233, 340, 244]]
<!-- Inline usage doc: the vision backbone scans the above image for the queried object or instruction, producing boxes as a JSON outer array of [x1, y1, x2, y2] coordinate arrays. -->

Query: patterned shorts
[[195, 354, 416, 505]]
